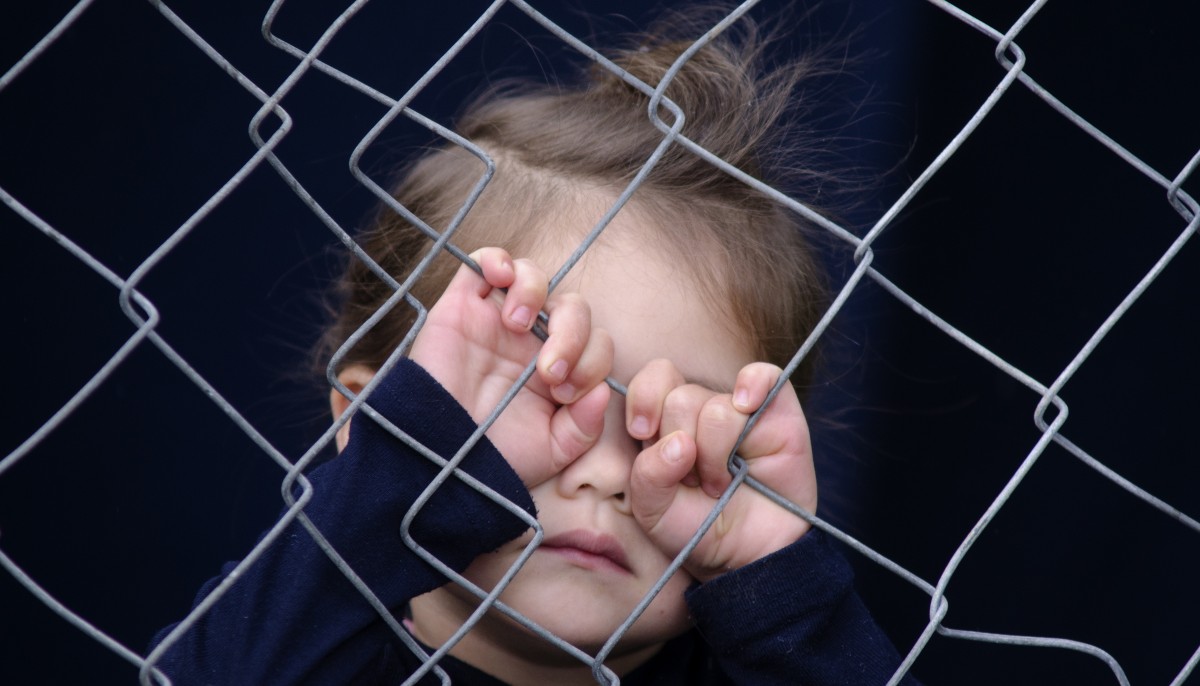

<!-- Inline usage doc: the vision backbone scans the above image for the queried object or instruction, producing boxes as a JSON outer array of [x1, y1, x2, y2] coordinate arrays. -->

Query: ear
[[330, 364, 377, 453]]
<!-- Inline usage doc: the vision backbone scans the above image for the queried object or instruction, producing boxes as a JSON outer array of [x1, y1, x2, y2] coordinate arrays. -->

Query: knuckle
[[512, 259, 547, 286], [552, 323, 587, 351], [743, 361, 778, 383], [646, 357, 673, 371], [645, 358, 680, 380], [700, 396, 738, 428], [762, 364, 784, 384], [661, 384, 709, 420], [660, 386, 692, 416], [629, 358, 676, 390], [593, 328, 614, 358]]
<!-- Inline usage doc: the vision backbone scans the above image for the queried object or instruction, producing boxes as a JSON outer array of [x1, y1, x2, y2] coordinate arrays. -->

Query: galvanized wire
[[1, 1, 1197, 684]]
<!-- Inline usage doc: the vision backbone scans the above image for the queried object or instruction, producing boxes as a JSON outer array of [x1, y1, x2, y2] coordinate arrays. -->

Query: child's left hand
[[624, 359, 817, 583]]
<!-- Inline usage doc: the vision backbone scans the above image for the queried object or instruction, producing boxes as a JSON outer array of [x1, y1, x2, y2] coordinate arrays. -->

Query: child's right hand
[[408, 248, 615, 489]]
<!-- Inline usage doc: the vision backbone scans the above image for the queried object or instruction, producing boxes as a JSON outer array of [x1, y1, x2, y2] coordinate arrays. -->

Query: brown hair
[[319, 9, 839, 393]]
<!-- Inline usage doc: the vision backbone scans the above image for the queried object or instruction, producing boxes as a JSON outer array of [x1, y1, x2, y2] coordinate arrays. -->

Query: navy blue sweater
[[152, 359, 918, 684]]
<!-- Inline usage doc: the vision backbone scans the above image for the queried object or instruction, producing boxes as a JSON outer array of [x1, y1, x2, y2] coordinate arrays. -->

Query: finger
[[625, 359, 686, 441], [441, 248, 511, 306], [536, 293, 609, 403], [732, 362, 784, 414], [539, 293, 589, 385], [499, 257, 549, 332], [545, 381, 611, 479], [471, 247, 517, 293], [657, 383, 713, 440], [629, 431, 696, 536], [738, 378, 809, 461], [658, 384, 715, 489], [552, 327, 614, 404], [694, 394, 748, 498], [730, 377, 817, 516]]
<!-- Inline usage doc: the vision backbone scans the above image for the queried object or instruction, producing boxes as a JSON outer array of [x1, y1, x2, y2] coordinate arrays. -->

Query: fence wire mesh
[[1, 0, 1197, 684]]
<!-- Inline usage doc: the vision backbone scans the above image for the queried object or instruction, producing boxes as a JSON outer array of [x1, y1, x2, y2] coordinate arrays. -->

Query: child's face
[[409, 209, 757, 674]]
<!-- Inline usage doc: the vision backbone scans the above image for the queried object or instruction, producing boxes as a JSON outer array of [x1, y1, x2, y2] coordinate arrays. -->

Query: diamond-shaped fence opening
[[2, 1, 1197, 685]]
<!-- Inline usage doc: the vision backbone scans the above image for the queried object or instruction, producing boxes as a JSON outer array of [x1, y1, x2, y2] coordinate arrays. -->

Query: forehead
[[538, 214, 755, 392]]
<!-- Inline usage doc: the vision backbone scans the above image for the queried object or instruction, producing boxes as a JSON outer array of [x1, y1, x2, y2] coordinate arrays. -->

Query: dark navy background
[[1, 1, 1197, 683]]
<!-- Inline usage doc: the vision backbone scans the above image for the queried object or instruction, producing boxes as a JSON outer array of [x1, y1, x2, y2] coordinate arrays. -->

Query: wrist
[[687, 514, 812, 583]]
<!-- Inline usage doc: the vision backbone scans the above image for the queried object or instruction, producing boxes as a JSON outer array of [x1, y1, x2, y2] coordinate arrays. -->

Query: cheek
[[335, 419, 352, 453], [457, 533, 535, 592]]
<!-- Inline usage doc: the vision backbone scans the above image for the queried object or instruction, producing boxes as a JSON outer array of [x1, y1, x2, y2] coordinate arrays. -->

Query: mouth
[[539, 529, 632, 574]]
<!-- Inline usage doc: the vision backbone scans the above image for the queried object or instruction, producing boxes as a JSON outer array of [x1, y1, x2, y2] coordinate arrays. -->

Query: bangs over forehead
[[320, 12, 835, 394]]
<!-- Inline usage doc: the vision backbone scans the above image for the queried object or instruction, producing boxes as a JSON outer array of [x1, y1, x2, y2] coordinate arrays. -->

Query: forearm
[[151, 359, 536, 685], [687, 528, 920, 685]]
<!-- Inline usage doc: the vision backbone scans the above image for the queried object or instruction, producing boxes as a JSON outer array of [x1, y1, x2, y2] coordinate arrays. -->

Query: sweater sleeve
[[150, 358, 537, 685], [685, 528, 920, 686]]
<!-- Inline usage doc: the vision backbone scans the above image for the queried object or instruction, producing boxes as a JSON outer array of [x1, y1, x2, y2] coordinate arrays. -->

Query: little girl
[[152, 10, 918, 686]]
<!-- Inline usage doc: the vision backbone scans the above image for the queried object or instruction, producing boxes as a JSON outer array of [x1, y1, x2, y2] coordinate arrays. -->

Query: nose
[[554, 398, 637, 513]]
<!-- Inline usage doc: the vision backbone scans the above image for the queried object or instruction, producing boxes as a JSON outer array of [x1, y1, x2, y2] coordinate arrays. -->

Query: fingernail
[[662, 434, 683, 463], [630, 415, 650, 437], [548, 359, 568, 383], [733, 388, 750, 410], [510, 306, 532, 328], [552, 382, 575, 403]]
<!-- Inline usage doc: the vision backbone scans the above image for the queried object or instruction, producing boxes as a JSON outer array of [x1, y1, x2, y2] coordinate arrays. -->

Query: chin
[[517, 598, 691, 657]]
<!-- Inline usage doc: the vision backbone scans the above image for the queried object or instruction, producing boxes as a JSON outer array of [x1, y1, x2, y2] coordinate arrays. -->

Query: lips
[[539, 529, 632, 574]]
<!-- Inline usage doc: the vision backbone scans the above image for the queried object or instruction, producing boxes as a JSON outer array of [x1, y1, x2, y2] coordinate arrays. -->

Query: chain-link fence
[[2, 1, 1197, 684]]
